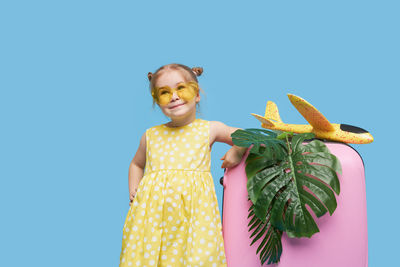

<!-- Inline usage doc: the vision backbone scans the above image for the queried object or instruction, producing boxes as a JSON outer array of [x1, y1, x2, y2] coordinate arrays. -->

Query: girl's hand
[[220, 146, 247, 169], [129, 188, 137, 205]]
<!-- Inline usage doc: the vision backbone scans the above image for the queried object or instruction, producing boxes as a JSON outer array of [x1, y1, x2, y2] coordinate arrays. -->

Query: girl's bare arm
[[128, 132, 146, 203], [210, 121, 248, 168]]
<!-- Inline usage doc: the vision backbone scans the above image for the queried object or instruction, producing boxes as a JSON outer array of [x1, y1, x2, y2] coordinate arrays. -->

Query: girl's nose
[[171, 91, 180, 101]]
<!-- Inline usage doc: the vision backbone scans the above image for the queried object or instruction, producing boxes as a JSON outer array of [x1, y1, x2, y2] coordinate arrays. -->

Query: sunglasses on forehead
[[151, 81, 200, 105]]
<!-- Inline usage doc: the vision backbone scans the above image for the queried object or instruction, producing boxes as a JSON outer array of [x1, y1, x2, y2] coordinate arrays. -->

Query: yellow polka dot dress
[[119, 118, 227, 267]]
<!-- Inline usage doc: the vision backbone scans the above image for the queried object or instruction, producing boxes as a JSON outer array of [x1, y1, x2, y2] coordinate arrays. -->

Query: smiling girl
[[119, 63, 247, 267]]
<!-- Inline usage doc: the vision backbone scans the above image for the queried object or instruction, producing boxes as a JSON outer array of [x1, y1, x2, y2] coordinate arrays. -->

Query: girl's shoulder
[[209, 120, 239, 145], [146, 122, 166, 132], [209, 120, 225, 131], [209, 120, 227, 146], [197, 118, 210, 125], [142, 125, 162, 142]]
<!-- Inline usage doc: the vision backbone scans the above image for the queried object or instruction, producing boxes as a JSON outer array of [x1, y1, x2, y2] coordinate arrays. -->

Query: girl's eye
[[177, 86, 187, 90], [160, 90, 170, 95]]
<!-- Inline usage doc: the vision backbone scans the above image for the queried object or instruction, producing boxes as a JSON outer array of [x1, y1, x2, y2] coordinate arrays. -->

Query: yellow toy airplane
[[251, 94, 374, 144]]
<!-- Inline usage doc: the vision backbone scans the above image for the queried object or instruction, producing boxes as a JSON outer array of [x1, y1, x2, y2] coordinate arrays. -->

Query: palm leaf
[[247, 203, 283, 265]]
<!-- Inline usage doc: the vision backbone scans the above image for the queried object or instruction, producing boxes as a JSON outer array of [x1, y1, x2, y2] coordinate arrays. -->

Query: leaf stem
[[285, 134, 300, 224]]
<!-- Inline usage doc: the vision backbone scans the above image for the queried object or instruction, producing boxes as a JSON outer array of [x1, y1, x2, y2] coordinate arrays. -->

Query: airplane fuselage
[[261, 123, 373, 144]]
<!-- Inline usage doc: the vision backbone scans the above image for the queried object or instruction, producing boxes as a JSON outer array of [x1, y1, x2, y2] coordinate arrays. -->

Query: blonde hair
[[148, 63, 204, 108]]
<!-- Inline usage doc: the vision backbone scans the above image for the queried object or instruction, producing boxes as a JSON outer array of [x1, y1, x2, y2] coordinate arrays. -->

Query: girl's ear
[[195, 91, 201, 103]]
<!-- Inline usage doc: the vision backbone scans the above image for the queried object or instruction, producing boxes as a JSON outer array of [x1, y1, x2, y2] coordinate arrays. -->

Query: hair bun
[[192, 67, 203, 77], [147, 72, 153, 81]]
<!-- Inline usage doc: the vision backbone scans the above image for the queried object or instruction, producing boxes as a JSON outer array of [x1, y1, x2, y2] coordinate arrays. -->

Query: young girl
[[119, 63, 247, 267]]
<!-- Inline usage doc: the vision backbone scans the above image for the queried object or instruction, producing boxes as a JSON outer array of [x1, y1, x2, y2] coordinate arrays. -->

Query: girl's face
[[154, 71, 200, 120]]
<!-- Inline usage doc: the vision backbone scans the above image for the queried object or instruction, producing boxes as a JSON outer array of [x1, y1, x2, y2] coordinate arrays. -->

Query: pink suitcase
[[221, 142, 368, 267]]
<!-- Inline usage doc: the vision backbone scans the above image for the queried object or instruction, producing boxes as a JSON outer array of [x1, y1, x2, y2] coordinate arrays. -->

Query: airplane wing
[[287, 94, 335, 132], [251, 113, 275, 127]]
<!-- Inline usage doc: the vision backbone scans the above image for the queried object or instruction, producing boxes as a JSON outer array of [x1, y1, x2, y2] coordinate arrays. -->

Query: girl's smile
[[169, 102, 185, 109]]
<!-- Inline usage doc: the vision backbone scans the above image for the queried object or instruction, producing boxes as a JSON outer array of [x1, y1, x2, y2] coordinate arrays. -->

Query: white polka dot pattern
[[145, 119, 211, 173], [119, 118, 227, 266]]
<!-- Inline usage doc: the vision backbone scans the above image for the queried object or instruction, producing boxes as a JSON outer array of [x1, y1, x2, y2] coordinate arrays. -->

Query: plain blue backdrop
[[1, 1, 398, 266]]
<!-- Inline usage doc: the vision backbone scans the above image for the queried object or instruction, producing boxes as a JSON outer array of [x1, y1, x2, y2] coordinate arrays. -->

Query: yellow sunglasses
[[151, 81, 199, 105]]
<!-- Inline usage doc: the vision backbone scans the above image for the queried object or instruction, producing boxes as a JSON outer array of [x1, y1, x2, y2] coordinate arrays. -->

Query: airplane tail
[[251, 100, 283, 128], [264, 101, 282, 124]]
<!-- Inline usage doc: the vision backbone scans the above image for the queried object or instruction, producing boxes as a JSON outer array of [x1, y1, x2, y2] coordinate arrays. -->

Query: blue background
[[1, 0, 398, 266]]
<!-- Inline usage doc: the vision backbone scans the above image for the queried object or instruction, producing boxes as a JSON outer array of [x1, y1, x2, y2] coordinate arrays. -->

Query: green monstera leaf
[[232, 129, 342, 264], [231, 129, 287, 161]]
